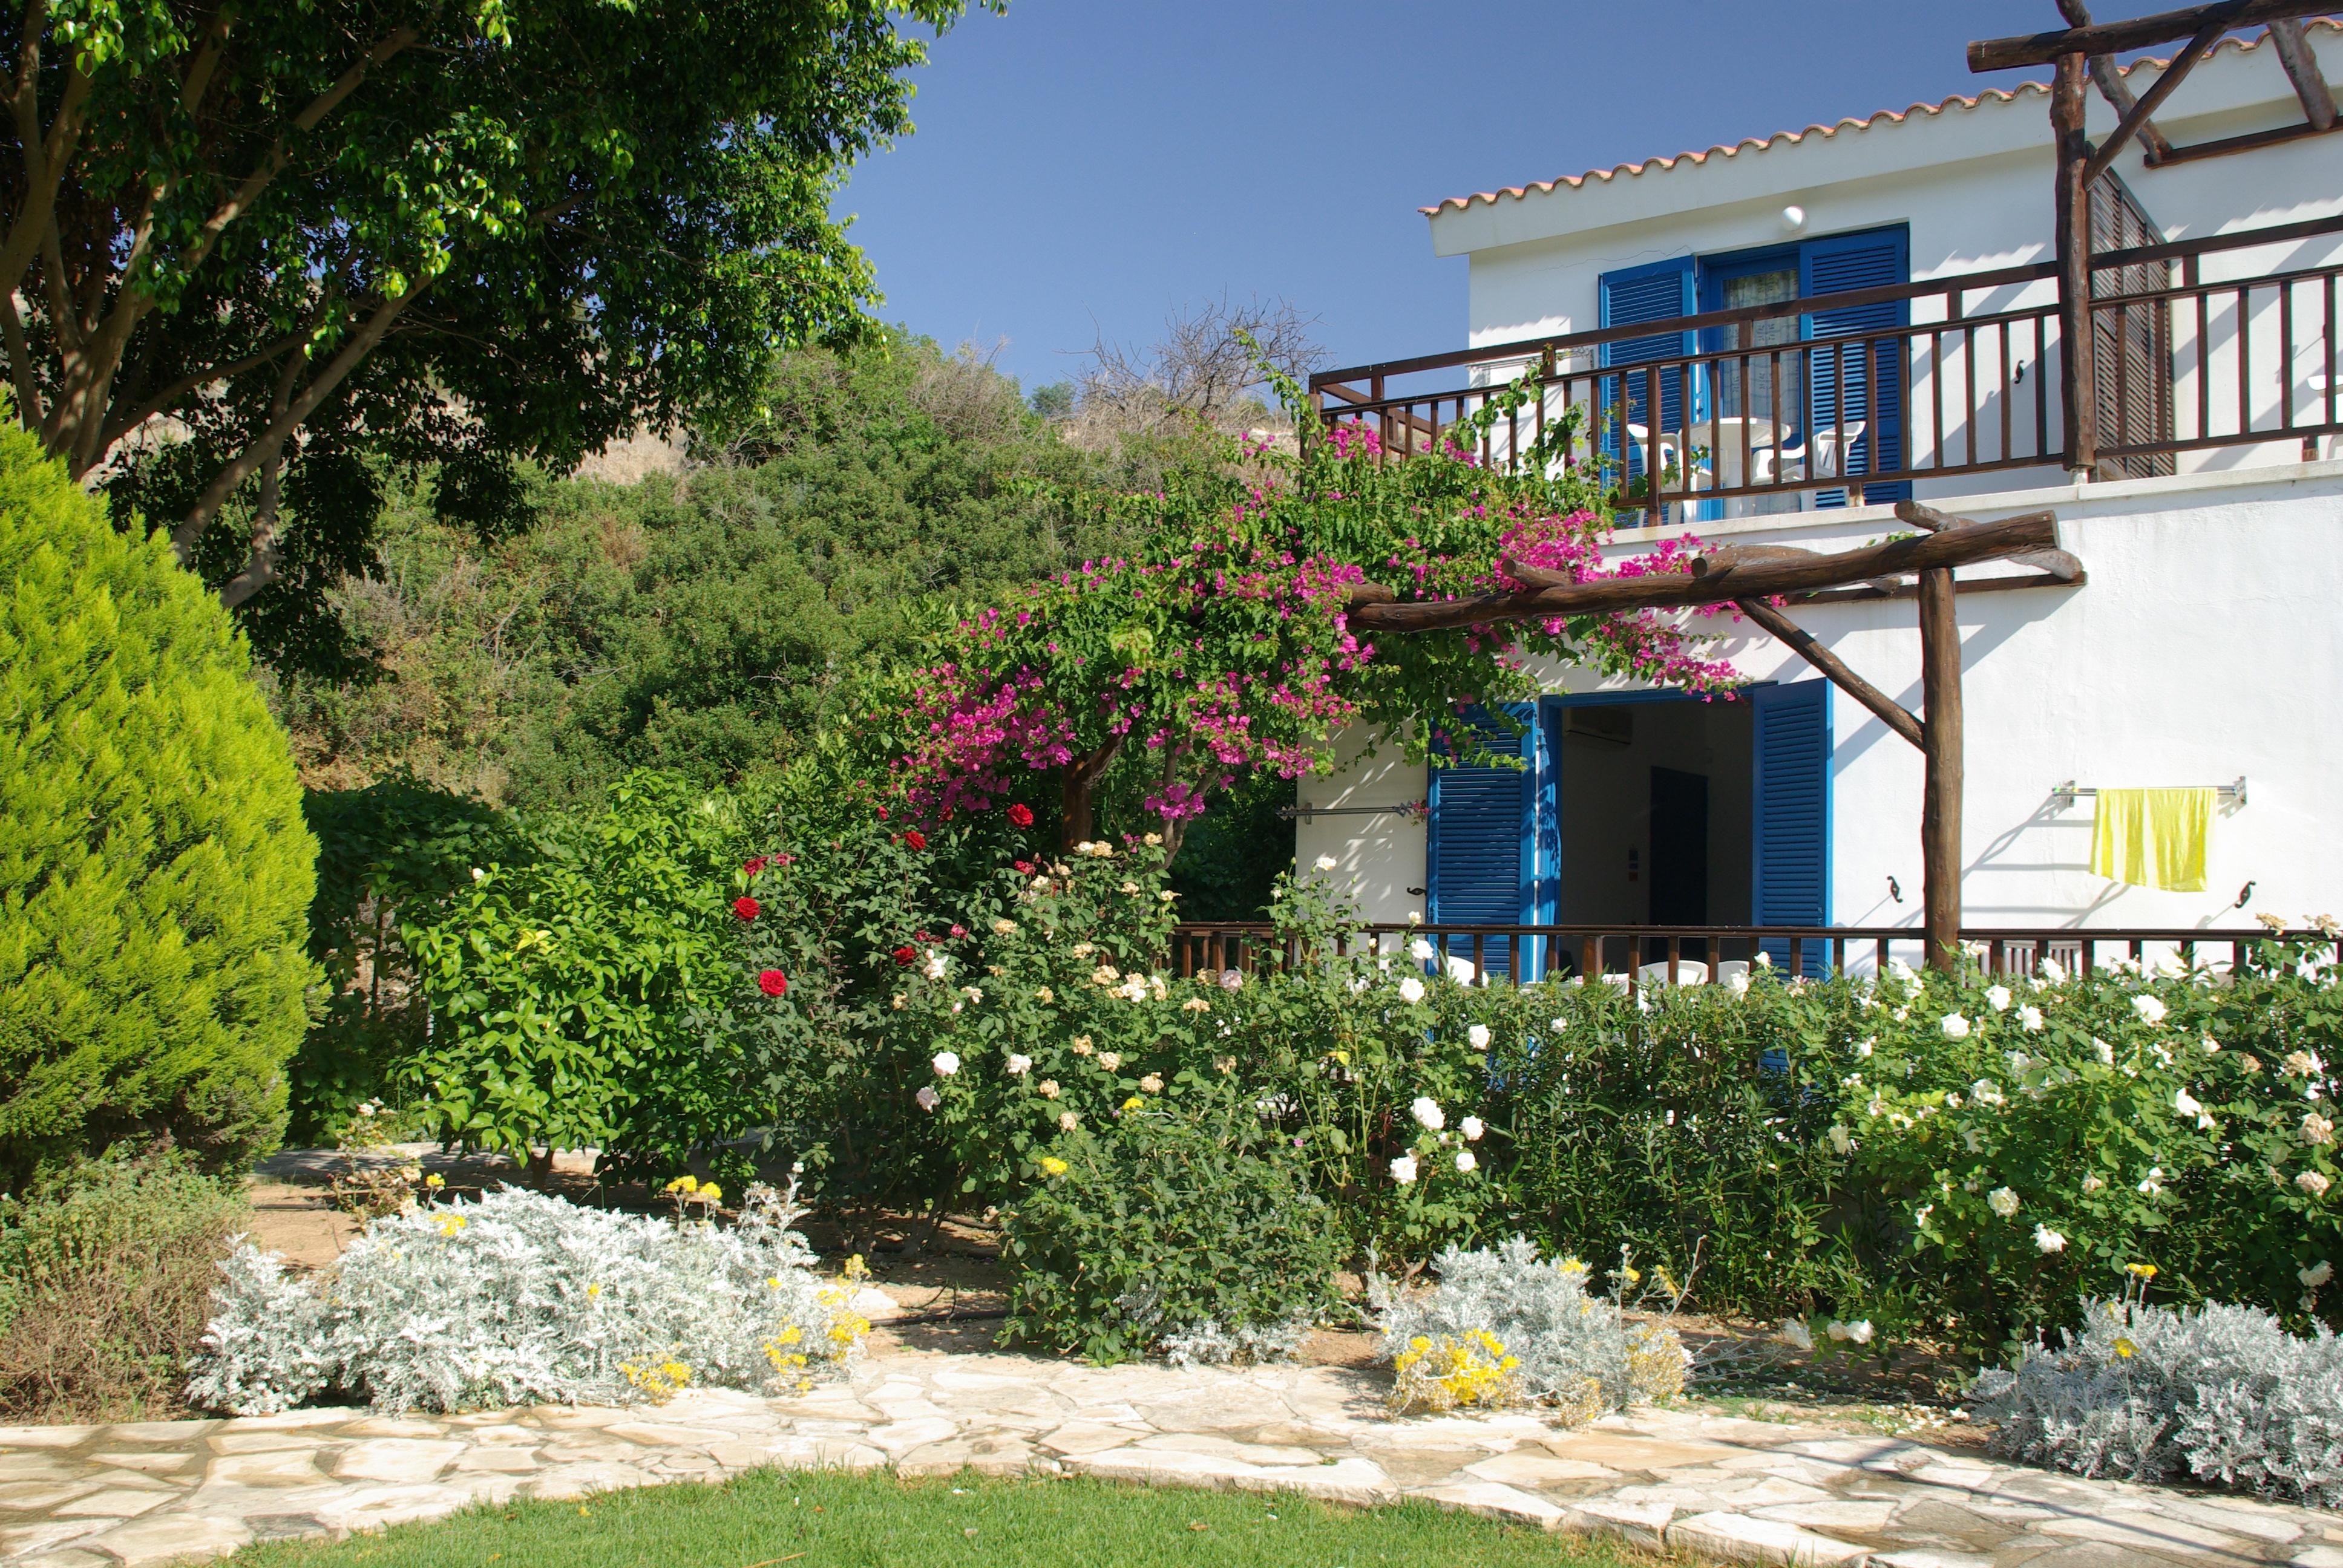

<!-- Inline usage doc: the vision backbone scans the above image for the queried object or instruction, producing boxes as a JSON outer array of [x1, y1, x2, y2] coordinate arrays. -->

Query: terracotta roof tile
[[1421, 21, 2341, 218]]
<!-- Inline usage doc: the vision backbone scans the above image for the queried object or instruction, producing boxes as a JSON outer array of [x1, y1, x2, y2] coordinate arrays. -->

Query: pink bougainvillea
[[885, 366, 1742, 833]]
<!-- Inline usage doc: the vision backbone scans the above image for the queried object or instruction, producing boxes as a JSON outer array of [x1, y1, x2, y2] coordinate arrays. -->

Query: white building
[[1296, 22, 2343, 968]]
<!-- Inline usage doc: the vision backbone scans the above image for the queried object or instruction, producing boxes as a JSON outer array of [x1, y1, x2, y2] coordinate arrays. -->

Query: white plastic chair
[[1637, 960, 1711, 986]]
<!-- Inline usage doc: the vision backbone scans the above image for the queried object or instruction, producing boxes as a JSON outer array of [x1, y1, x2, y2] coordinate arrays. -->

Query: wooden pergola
[[1346, 510, 2074, 973]]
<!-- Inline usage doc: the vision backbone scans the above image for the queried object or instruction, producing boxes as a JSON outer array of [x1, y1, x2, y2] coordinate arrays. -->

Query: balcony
[[1309, 214, 2343, 524]]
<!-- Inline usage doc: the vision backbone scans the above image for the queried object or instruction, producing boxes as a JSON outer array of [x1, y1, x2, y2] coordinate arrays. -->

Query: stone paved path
[[3, 1347, 2338, 1568]]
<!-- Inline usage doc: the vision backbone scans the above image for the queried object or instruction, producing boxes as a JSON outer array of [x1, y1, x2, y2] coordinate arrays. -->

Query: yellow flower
[[1039, 1155, 1069, 1177], [1121, 1096, 1145, 1112], [1035, 986, 1055, 1004], [698, 1184, 723, 1206], [844, 1254, 870, 1282], [587, 1282, 602, 1298], [2126, 1263, 2158, 1280], [424, 1173, 445, 1190], [2112, 1336, 2137, 1358], [665, 1175, 699, 1195], [1182, 998, 1211, 1013], [436, 1214, 468, 1237]]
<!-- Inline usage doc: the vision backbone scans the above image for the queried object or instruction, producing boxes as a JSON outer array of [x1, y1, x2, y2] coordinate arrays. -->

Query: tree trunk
[[1057, 737, 1123, 850]]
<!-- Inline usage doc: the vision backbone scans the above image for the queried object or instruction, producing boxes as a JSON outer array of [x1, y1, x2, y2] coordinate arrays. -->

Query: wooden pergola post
[[1918, 567, 1965, 970], [2051, 48, 2099, 479]]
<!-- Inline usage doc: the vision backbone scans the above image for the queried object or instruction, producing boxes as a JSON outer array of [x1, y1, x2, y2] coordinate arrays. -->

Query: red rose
[[1014, 860, 1034, 875], [1007, 803, 1034, 828], [876, 806, 890, 820], [892, 945, 917, 966], [949, 924, 967, 939], [905, 830, 928, 851], [742, 856, 768, 876], [756, 969, 789, 998], [732, 896, 761, 921]]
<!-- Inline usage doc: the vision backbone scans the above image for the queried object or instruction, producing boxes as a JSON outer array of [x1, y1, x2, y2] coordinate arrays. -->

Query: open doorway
[[1547, 694, 1754, 961]]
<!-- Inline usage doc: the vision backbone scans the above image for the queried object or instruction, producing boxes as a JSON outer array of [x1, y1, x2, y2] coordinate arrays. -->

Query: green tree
[[270, 336, 1138, 808], [0, 0, 985, 673], [0, 426, 315, 1186]]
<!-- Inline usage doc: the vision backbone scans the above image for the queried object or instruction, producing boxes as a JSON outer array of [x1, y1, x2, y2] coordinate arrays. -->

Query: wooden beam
[[1735, 598, 1925, 750], [1347, 512, 2059, 631], [1791, 569, 2086, 606], [2059, 0, 2178, 160], [1895, 500, 2082, 580], [2085, 24, 2226, 183], [1918, 567, 1965, 971], [2267, 18, 2338, 129], [1968, 0, 2316, 72], [2155, 116, 2343, 165], [2053, 54, 2100, 479]]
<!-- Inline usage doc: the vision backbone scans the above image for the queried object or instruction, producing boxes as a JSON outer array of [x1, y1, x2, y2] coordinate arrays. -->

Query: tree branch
[[174, 280, 428, 566], [0, 287, 41, 427], [96, 326, 313, 451]]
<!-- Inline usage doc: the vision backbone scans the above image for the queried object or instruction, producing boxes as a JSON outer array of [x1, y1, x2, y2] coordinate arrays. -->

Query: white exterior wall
[[1426, 35, 2343, 490], [1300, 462, 2343, 936]]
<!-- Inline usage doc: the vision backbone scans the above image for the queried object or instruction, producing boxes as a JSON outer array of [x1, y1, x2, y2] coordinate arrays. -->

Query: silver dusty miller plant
[[1972, 1296, 2343, 1507], [187, 1184, 867, 1415], [1371, 1236, 1686, 1423]]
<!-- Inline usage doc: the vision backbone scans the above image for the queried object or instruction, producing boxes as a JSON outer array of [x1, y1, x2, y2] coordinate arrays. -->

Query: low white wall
[[1302, 460, 2343, 937]]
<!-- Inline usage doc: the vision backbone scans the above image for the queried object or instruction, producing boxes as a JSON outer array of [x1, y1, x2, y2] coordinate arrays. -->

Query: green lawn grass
[[230, 1467, 1670, 1567]]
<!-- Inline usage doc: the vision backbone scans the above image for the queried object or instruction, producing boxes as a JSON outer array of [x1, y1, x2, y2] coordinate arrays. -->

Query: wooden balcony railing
[[1309, 214, 2343, 523], [1170, 921, 2340, 988]]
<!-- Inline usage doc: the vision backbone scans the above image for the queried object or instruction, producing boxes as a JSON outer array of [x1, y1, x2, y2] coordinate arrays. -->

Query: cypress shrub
[[0, 426, 316, 1184]]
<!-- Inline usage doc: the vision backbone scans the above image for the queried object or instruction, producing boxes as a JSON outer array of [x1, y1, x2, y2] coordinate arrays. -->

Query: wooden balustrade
[[1169, 921, 2340, 989], [1308, 214, 2343, 521]]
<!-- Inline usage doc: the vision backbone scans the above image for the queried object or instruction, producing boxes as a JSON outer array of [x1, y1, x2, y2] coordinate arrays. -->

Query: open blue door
[[1801, 227, 1910, 507], [1600, 258, 1699, 500], [1751, 680, 1831, 976], [1427, 705, 1541, 978]]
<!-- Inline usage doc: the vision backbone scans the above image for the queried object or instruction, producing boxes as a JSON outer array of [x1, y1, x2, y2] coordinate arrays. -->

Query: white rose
[[1728, 970, 1751, 996], [1004, 1053, 1032, 1076], [2019, 1005, 2045, 1033], [1454, 1150, 1478, 1174], [1389, 1154, 1418, 1184], [923, 952, 948, 980], [2298, 1170, 2331, 1198], [1985, 985, 2012, 1013], [2034, 1224, 2066, 1253], [1397, 976, 1426, 1004], [915, 1085, 940, 1111], [2302, 1112, 2335, 1146], [932, 1051, 960, 1077], [1467, 1024, 1490, 1050], [1777, 1319, 1812, 1350], [1827, 1125, 1852, 1154], [2082, 1174, 2105, 1193], [2173, 1087, 2201, 1117], [1312, 854, 1339, 873], [1988, 1186, 2020, 1218], [1941, 1013, 1971, 1040], [1408, 938, 1435, 962], [2138, 1166, 2165, 1195], [2094, 1037, 2115, 1065], [2132, 993, 2168, 1025], [1460, 1116, 1485, 1142], [2039, 957, 2067, 985], [1411, 1096, 1446, 1132], [2301, 1259, 2334, 1288]]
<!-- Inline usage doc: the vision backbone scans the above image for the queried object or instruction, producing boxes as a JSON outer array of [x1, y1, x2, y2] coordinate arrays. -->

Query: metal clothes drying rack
[[2051, 777, 2247, 811], [1276, 800, 1430, 824]]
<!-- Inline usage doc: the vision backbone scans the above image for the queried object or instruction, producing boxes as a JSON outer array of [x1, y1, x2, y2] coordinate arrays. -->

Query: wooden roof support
[[2267, 18, 2338, 129], [2057, 0, 2178, 160], [1968, 0, 2331, 71], [1350, 512, 2060, 632], [1734, 597, 1925, 750], [2083, 21, 2225, 183]]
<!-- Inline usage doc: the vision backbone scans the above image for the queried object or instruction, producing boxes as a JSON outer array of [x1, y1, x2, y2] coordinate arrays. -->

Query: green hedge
[[0, 428, 315, 1184]]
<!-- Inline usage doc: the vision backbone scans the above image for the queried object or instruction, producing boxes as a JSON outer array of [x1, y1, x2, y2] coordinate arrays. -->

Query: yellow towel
[[2091, 787, 2212, 892]]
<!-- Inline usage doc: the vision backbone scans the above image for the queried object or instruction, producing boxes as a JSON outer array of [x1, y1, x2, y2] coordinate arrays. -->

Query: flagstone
[[329, 1439, 465, 1484]]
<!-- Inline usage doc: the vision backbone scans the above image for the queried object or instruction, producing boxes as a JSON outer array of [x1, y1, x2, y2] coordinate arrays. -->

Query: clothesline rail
[[2052, 776, 2246, 811]]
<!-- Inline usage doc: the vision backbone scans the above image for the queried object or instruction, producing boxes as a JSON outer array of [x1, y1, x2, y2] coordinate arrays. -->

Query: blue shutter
[[1801, 227, 1909, 506], [1751, 680, 1831, 976], [1600, 258, 1697, 491], [1427, 705, 1536, 976]]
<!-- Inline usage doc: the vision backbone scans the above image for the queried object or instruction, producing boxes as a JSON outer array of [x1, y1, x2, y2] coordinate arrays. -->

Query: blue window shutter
[[1800, 227, 1909, 506], [1600, 258, 1697, 487], [1751, 680, 1831, 976], [1427, 705, 1536, 975]]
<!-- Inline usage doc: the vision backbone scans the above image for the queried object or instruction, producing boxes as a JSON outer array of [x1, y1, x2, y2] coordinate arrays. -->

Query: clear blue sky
[[834, 1, 2068, 394]]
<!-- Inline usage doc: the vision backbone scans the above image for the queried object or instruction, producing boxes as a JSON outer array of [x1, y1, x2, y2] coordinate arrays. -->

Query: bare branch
[[1071, 293, 1322, 444], [97, 326, 313, 451], [0, 287, 41, 426]]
